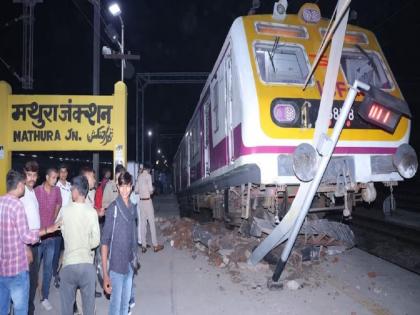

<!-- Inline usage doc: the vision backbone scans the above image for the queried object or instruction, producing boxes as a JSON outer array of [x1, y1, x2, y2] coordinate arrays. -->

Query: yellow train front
[[174, 3, 417, 223]]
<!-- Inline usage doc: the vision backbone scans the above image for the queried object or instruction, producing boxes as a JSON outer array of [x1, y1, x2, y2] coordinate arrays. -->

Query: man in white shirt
[[57, 164, 72, 208], [53, 164, 72, 288], [20, 161, 40, 315]]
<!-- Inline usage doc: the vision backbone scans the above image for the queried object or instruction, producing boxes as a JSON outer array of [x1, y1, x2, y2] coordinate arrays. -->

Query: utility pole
[[92, 0, 100, 95], [13, 0, 42, 90], [90, 0, 100, 176]]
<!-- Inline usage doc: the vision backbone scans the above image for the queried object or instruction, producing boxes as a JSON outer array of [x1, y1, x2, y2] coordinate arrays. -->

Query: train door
[[225, 50, 234, 163], [186, 132, 191, 187], [221, 47, 234, 164], [203, 99, 211, 176]]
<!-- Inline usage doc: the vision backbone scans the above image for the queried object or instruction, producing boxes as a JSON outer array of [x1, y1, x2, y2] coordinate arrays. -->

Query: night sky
[[1, 0, 419, 163]]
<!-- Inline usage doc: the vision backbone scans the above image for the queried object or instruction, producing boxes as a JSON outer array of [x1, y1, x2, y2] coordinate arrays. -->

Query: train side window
[[191, 117, 200, 160], [254, 41, 311, 85], [340, 49, 394, 90], [210, 78, 220, 133]]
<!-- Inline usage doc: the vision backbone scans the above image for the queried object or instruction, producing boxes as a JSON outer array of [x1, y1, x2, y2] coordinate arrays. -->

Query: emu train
[[173, 2, 417, 229]]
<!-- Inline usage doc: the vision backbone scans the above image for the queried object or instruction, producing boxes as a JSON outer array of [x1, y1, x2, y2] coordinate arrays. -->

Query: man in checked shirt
[[0, 170, 60, 315]]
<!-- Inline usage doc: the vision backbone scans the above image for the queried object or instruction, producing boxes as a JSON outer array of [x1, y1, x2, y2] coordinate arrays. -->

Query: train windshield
[[254, 42, 311, 85], [340, 48, 393, 90]]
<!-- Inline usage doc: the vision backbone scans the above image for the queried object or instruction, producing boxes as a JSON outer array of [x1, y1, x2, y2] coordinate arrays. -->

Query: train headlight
[[393, 144, 418, 179], [293, 143, 318, 182], [271, 100, 299, 126], [358, 85, 411, 133]]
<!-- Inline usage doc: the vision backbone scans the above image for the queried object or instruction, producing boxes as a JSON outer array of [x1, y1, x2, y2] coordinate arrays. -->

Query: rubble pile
[[159, 217, 262, 268], [159, 217, 195, 249], [191, 223, 261, 268], [158, 216, 354, 279]]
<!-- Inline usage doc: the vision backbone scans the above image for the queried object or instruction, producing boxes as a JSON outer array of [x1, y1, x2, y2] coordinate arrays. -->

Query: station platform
[[30, 194, 420, 315]]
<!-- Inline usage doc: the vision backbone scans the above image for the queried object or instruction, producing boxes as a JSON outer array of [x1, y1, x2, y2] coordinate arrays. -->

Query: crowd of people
[[0, 161, 164, 315]]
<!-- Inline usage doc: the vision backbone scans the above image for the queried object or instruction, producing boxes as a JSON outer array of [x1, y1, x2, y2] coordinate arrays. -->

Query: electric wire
[[70, 0, 113, 48]]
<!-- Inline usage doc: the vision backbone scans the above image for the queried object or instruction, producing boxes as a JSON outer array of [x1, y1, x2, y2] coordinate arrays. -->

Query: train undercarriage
[[178, 179, 395, 238]]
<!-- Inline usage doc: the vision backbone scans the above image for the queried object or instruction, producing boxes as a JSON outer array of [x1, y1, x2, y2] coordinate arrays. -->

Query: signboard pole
[[0, 82, 12, 195]]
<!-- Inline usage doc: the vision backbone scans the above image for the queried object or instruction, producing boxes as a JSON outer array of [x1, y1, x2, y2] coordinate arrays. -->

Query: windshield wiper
[[268, 36, 280, 72], [355, 44, 380, 80]]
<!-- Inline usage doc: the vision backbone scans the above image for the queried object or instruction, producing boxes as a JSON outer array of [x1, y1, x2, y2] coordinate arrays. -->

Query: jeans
[[129, 280, 136, 305], [28, 245, 39, 315], [37, 237, 55, 300], [109, 266, 133, 315], [52, 236, 62, 278], [60, 264, 96, 315], [0, 271, 29, 315]]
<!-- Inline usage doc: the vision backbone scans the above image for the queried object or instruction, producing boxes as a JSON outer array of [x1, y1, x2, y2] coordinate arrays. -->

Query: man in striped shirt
[[0, 170, 60, 315]]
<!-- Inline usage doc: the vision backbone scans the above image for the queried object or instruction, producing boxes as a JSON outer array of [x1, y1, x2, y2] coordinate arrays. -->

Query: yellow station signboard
[[0, 80, 127, 194]]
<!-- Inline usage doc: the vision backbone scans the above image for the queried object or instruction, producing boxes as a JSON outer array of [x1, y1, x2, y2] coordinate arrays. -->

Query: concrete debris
[[195, 243, 207, 252], [301, 245, 321, 262], [373, 287, 382, 294], [286, 280, 300, 290], [250, 217, 275, 237], [160, 218, 195, 249], [192, 225, 213, 247], [326, 245, 347, 256], [236, 261, 270, 273], [159, 216, 353, 279], [219, 249, 235, 257]]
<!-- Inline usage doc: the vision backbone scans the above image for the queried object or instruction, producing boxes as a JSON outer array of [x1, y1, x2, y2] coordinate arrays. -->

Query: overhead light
[[31, 154, 37, 158], [19, 153, 25, 157], [102, 46, 112, 56], [108, 3, 121, 16], [148, 130, 153, 137], [49, 156, 54, 159]]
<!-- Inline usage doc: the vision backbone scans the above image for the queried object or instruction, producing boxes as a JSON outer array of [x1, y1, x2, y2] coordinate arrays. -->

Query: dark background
[[1, 0, 419, 164]]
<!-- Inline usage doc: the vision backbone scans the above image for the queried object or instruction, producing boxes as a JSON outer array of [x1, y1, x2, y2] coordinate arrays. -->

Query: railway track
[[335, 210, 420, 275]]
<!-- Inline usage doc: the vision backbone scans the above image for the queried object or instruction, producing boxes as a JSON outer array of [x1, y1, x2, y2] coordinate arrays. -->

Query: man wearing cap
[[135, 164, 163, 253]]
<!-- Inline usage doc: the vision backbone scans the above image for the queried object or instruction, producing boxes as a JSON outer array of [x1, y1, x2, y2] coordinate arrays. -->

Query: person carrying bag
[[100, 172, 139, 315]]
